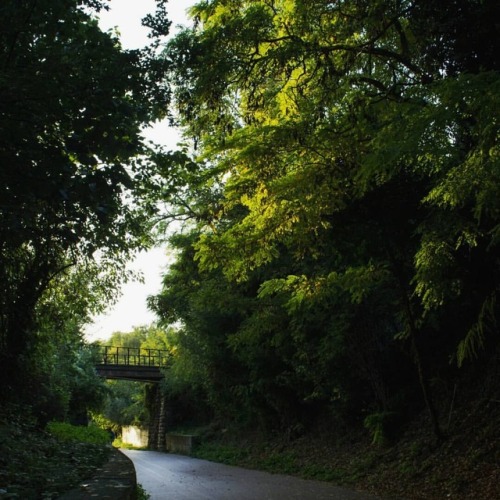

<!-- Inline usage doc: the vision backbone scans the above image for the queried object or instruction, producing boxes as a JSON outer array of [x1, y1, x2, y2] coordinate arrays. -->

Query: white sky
[[84, 0, 193, 342]]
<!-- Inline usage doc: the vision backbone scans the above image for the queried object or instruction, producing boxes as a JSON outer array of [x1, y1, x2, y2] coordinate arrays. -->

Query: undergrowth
[[192, 396, 500, 499], [46, 421, 111, 445], [0, 406, 111, 499]]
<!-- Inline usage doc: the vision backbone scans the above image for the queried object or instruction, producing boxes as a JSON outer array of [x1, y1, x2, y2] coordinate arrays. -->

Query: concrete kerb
[[165, 433, 198, 455], [58, 448, 137, 500]]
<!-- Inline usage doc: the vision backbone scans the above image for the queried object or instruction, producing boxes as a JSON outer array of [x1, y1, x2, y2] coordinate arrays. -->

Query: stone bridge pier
[[147, 384, 172, 451]]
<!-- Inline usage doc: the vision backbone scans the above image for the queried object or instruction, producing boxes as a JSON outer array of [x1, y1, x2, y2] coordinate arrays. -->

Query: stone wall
[[165, 434, 197, 455], [147, 384, 169, 450], [122, 426, 149, 448], [122, 425, 197, 455]]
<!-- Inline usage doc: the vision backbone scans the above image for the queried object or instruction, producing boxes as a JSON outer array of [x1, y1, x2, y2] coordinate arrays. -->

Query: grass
[[193, 438, 347, 482], [111, 436, 148, 450], [194, 442, 251, 464], [137, 482, 151, 499]]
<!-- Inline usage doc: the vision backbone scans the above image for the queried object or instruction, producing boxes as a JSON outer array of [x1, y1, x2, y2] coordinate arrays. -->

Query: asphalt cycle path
[[122, 449, 380, 500]]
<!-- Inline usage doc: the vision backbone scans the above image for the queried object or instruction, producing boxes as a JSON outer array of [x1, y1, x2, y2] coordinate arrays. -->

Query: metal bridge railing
[[98, 346, 169, 367]]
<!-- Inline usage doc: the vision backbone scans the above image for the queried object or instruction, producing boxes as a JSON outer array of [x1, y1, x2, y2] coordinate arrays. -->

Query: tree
[[154, 0, 500, 439], [25, 265, 117, 423], [0, 0, 170, 400], [149, 232, 255, 423]]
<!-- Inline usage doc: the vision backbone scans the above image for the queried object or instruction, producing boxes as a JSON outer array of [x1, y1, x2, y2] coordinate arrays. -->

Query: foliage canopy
[[149, 0, 500, 438], [0, 0, 171, 416]]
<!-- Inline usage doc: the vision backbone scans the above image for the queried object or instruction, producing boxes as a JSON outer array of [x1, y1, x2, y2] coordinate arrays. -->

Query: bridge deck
[[95, 346, 167, 382], [95, 364, 163, 382]]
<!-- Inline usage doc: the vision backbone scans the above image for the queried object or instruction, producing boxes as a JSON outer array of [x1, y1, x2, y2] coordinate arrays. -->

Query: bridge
[[95, 346, 168, 382], [94, 345, 170, 450]]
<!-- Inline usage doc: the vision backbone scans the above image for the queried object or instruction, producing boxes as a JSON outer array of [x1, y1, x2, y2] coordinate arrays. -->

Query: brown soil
[[286, 397, 500, 499]]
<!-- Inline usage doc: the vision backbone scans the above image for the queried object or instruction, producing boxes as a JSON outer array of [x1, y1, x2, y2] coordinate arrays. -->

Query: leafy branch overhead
[[0, 0, 172, 402], [1, 0, 499, 468], [148, 0, 500, 440]]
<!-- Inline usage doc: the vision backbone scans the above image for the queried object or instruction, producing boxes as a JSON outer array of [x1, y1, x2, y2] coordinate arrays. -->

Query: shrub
[[46, 421, 111, 445]]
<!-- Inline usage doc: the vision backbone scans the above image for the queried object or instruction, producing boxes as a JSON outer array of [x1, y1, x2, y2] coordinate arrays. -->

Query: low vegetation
[[0, 407, 111, 500], [46, 421, 111, 445], [192, 396, 500, 499]]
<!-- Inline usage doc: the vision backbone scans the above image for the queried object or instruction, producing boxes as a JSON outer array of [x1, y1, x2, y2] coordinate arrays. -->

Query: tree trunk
[[389, 251, 445, 442], [401, 285, 445, 442]]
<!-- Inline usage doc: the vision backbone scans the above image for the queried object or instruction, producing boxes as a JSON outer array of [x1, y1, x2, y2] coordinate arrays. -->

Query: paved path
[[121, 449, 380, 500]]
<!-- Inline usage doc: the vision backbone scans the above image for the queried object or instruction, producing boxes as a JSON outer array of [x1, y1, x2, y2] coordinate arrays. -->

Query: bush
[[363, 411, 397, 446], [46, 421, 111, 445]]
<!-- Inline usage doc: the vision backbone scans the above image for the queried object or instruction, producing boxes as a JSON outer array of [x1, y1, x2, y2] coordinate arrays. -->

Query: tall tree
[[154, 0, 500, 438], [0, 0, 170, 400]]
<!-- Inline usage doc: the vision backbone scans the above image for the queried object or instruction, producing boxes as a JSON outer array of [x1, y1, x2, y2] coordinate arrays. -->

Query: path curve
[[121, 449, 380, 500]]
